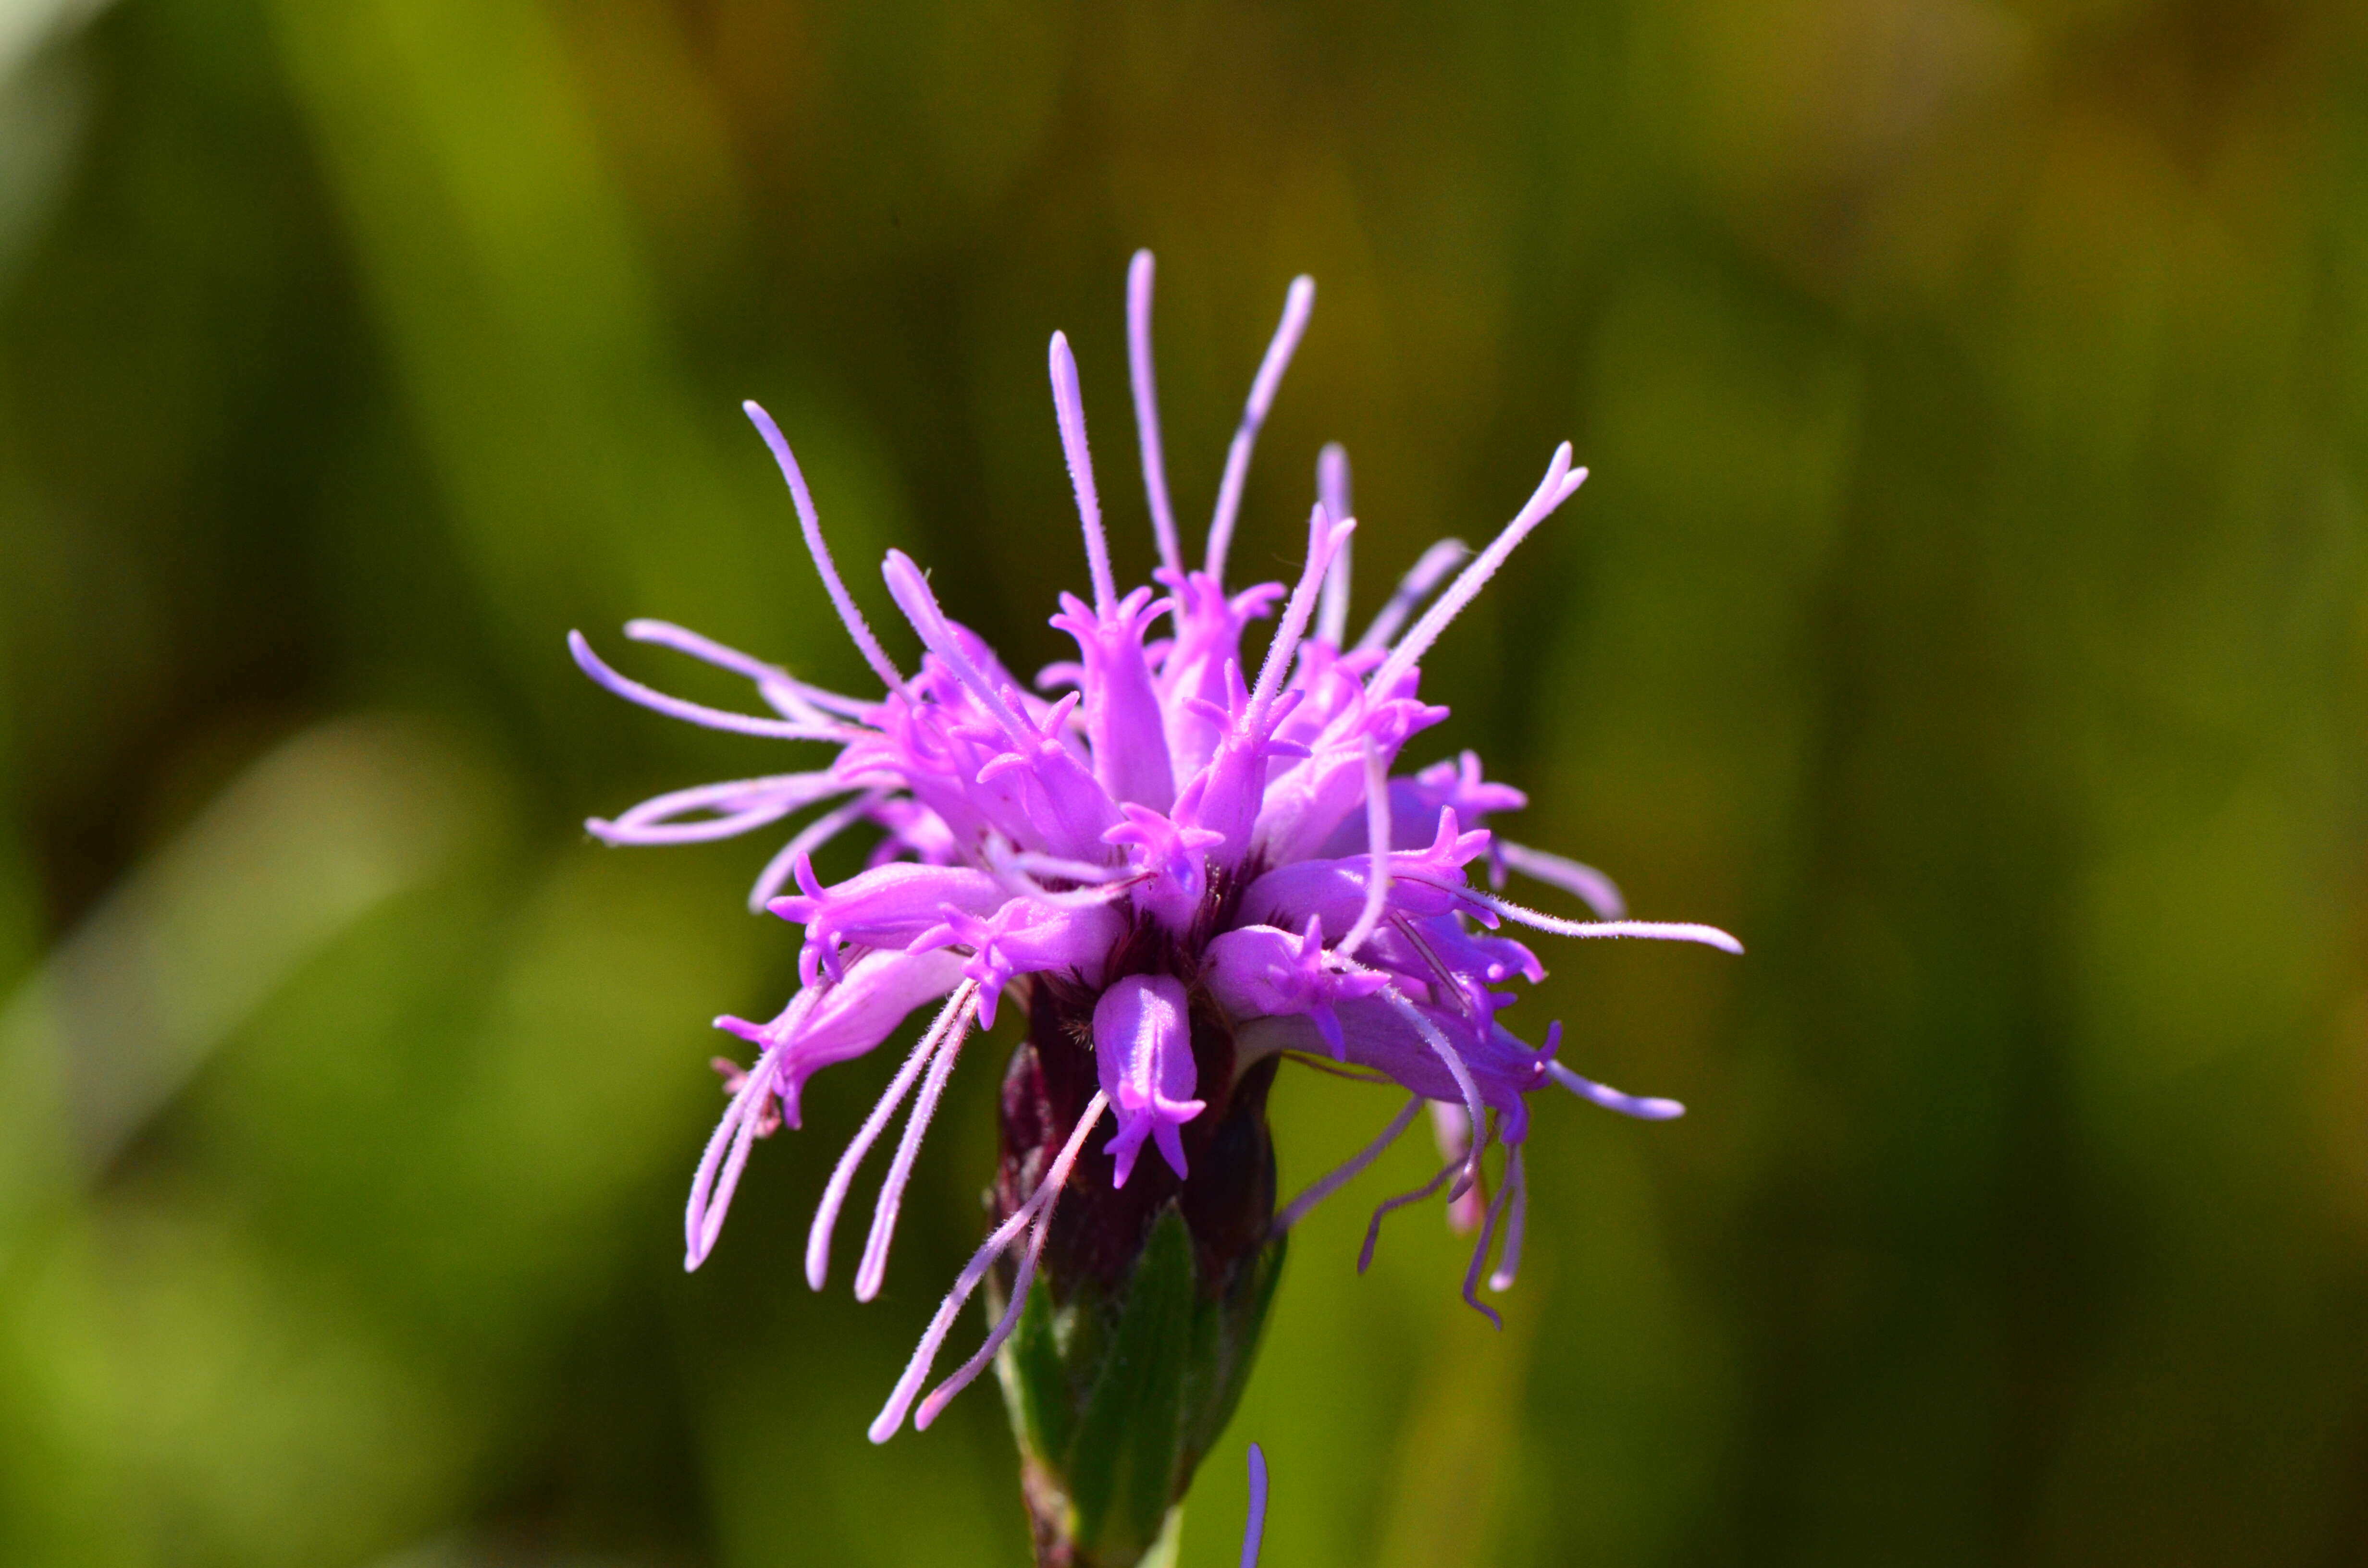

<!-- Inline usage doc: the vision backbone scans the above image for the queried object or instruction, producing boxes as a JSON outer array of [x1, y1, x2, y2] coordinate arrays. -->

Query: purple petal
[[1093, 974, 1203, 1186]]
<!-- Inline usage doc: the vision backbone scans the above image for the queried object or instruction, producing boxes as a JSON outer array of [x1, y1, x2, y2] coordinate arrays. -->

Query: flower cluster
[[574, 252, 1738, 1446]]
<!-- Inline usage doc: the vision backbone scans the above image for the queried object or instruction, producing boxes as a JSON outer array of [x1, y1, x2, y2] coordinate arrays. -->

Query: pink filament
[[743, 401, 907, 692], [1495, 839, 1627, 920], [1205, 275, 1316, 584], [1352, 538, 1469, 655], [745, 790, 888, 913], [869, 1090, 1110, 1443], [1126, 250, 1184, 582], [1459, 1152, 1517, 1330], [1368, 445, 1587, 697], [1487, 1146, 1527, 1292], [1465, 889, 1743, 956], [1357, 1154, 1461, 1274], [803, 984, 977, 1291], [1316, 443, 1353, 647], [1272, 1092, 1423, 1236], [569, 632, 859, 743], [1333, 734, 1392, 960], [1049, 331, 1118, 616], [855, 987, 978, 1302]]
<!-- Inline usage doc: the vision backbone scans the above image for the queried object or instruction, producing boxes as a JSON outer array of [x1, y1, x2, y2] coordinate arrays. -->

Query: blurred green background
[[3, 0, 2366, 1563]]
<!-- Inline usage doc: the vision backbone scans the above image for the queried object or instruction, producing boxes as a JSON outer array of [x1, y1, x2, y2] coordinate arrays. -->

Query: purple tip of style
[[1204, 274, 1318, 585], [1316, 441, 1354, 648], [568, 631, 850, 743], [1048, 330, 1118, 615], [1240, 1443, 1270, 1568], [1545, 1058, 1686, 1120], [1495, 838, 1626, 919], [1471, 889, 1744, 956], [1353, 536, 1470, 655], [740, 400, 906, 694], [1126, 248, 1184, 582], [1365, 445, 1585, 697]]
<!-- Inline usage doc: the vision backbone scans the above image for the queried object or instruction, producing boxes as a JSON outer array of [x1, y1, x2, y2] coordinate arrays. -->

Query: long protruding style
[[1127, 250, 1185, 582], [742, 401, 905, 692], [1204, 275, 1316, 585]]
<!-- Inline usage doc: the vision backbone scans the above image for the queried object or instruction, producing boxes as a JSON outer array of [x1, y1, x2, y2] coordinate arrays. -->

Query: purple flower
[[574, 251, 1739, 1444]]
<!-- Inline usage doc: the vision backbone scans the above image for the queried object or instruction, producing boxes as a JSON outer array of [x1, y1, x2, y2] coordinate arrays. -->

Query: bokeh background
[[3, 0, 2367, 1563]]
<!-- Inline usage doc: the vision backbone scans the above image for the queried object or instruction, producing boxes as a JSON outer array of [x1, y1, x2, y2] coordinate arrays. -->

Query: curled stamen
[[743, 402, 906, 693], [1459, 1150, 1517, 1330], [1435, 1102, 1487, 1235], [870, 1090, 1110, 1443], [981, 837, 1147, 907], [1487, 1146, 1527, 1292], [1373, 984, 1486, 1199], [1358, 1153, 1461, 1273], [1250, 506, 1354, 722], [1205, 275, 1317, 585], [1280, 1053, 1397, 1086], [592, 772, 848, 847], [880, 552, 1033, 743], [913, 1199, 1058, 1432], [1001, 849, 1139, 885], [1273, 1092, 1423, 1236], [685, 1041, 786, 1269]]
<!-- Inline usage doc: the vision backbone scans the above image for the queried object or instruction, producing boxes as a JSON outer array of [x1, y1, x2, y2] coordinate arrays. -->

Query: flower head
[[574, 252, 1739, 1468]]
